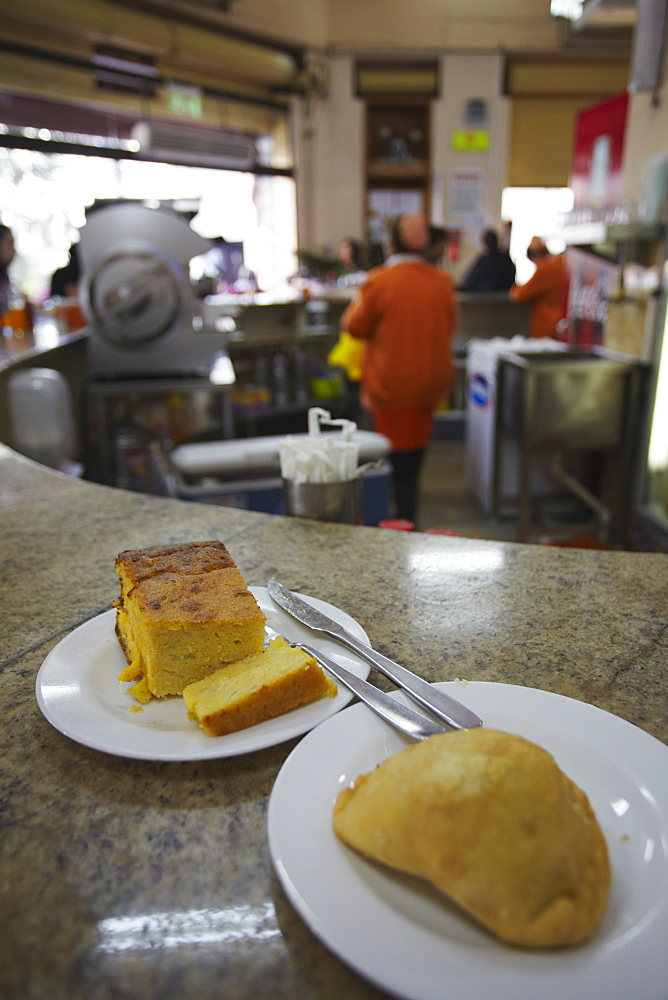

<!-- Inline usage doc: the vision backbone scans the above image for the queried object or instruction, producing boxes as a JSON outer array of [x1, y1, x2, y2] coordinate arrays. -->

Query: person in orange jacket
[[341, 212, 459, 526], [509, 236, 567, 339]]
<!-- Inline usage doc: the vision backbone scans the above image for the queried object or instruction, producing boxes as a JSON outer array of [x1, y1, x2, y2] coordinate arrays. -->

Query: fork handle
[[325, 629, 482, 731], [298, 641, 446, 741]]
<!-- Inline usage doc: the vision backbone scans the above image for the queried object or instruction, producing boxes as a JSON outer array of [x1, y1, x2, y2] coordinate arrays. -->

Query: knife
[[267, 579, 483, 731], [265, 626, 446, 741]]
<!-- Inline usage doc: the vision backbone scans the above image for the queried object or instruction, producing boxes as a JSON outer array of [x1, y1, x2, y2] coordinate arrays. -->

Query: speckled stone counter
[[1, 442, 667, 1000]]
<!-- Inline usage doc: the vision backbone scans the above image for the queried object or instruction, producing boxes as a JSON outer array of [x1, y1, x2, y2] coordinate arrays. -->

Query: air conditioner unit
[[131, 121, 257, 170]]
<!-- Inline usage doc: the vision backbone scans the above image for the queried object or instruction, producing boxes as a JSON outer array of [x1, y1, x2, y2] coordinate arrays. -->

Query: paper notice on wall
[[367, 188, 424, 245], [448, 167, 486, 224]]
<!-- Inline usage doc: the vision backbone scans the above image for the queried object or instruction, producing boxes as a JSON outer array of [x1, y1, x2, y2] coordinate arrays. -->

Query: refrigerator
[[465, 337, 569, 516]]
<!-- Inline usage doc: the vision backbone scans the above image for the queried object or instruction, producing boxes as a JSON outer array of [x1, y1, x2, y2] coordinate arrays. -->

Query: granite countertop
[[1, 443, 667, 1000]]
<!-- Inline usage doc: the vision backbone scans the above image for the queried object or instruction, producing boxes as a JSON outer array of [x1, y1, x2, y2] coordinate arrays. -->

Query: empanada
[[333, 728, 610, 948]]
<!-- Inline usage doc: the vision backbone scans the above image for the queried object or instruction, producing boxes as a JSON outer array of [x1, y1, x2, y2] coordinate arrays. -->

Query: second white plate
[[268, 681, 668, 1000], [35, 586, 370, 761]]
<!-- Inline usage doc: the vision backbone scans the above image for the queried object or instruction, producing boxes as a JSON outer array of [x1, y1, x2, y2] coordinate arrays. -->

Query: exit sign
[[167, 83, 203, 119], [451, 129, 490, 153]]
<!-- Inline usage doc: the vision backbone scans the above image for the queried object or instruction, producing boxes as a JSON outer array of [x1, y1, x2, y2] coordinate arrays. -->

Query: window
[[0, 148, 297, 300]]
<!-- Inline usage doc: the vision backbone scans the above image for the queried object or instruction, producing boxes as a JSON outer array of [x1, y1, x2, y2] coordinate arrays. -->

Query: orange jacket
[[509, 254, 567, 339], [340, 258, 458, 410]]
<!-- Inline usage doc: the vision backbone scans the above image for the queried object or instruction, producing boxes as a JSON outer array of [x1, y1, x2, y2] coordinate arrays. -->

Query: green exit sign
[[451, 129, 490, 153], [167, 83, 203, 119]]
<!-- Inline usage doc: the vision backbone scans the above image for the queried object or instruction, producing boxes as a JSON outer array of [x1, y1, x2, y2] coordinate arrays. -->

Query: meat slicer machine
[[79, 201, 230, 378], [78, 203, 236, 488]]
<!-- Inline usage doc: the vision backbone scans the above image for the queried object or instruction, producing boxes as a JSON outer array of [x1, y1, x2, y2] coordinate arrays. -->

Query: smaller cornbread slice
[[183, 636, 337, 736]]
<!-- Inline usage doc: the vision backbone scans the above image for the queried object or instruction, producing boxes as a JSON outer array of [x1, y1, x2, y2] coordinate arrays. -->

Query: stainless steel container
[[493, 348, 646, 542], [282, 477, 362, 524], [500, 350, 632, 451]]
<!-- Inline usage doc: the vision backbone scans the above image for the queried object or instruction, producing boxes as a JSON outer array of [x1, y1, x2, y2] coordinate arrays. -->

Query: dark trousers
[[389, 449, 425, 525]]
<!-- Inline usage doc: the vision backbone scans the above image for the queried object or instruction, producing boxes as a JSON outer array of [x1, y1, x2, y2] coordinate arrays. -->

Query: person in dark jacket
[[0, 223, 16, 315], [423, 225, 448, 266], [458, 229, 516, 292], [49, 243, 81, 298]]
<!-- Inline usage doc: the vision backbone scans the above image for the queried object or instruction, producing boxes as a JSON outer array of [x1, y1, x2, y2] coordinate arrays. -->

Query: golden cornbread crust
[[115, 541, 236, 587], [127, 568, 254, 623], [333, 728, 611, 949], [114, 541, 266, 698], [183, 636, 337, 736]]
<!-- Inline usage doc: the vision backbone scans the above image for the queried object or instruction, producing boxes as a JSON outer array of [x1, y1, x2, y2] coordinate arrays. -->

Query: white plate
[[35, 586, 370, 761], [268, 681, 668, 1000]]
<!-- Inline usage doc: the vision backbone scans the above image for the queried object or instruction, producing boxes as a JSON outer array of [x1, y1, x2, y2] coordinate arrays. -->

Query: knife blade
[[265, 626, 446, 741], [267, 579, 483, 731]]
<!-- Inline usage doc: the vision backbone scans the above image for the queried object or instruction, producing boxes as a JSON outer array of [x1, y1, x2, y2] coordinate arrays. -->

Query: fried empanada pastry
[[333, 728, 610, 948]]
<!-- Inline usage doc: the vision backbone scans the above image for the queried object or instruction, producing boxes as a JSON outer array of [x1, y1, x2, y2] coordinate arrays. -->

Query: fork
[[265, 626, 447, 741]]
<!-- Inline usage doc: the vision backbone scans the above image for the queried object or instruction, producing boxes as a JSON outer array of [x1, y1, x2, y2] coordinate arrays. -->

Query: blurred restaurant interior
[[1, 0, 668, 549], [4, 6, 668, 1000]]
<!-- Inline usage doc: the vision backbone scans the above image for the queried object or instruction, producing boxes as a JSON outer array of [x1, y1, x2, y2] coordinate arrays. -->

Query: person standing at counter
[[337, 237, 365, 273], [49, 242, 81, 298], [341, 212, 458, 525], [0, 223, 17, 316], [509, 236, 567, 339], [458, 229, 516, 292], [423, 225, 449, 266]]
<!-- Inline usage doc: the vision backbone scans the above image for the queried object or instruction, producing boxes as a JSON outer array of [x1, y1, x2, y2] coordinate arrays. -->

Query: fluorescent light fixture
[[551, 0, 584, 18], [92, 44, 159, 97], [0, 122, 137, 152]]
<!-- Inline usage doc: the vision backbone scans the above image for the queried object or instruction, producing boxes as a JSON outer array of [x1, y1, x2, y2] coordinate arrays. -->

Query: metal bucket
[[282, 477, 362, 524]]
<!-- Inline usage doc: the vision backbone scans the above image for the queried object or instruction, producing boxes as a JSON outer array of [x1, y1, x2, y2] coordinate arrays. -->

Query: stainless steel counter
[[456, 292, 531, 344]]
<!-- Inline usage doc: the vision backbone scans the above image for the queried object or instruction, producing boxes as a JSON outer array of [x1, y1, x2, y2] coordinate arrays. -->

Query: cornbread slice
[[333, 728, 610, 949], [114, 541, 266, 698], [183, 636, 337, 736]]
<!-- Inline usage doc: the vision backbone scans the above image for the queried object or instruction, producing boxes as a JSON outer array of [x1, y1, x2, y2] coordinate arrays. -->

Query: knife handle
[[297, 642, 446, 741], [326, 629, 482, 731]]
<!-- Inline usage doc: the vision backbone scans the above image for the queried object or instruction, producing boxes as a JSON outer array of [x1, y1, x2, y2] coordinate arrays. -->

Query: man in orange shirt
[[509, 237, 567, 339], [341, 213, 458, 525]]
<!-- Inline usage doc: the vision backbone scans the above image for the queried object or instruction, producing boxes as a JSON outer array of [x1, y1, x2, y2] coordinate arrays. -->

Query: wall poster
[[367, 188, 424, 249], [447, 166, 486, 227]]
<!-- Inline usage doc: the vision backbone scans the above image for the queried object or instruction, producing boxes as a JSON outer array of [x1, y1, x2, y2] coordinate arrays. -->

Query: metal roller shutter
[[506, 58, 630, 188]]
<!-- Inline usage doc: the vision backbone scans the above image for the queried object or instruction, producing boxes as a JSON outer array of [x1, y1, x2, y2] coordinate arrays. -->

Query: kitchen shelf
[[606, 222, 665, 243], [367, 161, 428, 180], [364, 97, 431, 253], [556, 219, 666, 262]]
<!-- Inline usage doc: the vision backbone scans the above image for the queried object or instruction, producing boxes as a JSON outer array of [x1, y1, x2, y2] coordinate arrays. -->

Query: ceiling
[[0, 0, 638, 105], [0, 0, 639, 147]]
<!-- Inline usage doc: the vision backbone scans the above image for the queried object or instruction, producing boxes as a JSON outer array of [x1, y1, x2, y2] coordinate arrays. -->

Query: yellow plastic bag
[[327, 331, 365, 382]]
